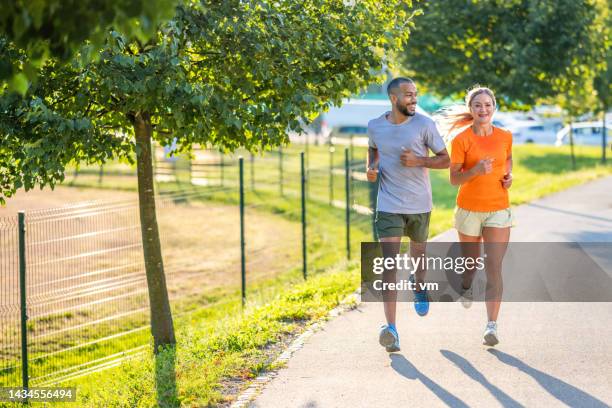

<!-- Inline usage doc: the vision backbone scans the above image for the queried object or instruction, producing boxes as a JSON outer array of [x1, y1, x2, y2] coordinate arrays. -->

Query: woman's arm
[[501, 155, 513, 189], [449, 159, 493, 186]]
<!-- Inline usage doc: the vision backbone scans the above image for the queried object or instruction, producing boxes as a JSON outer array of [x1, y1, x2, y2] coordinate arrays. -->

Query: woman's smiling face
[[470, 92, 495, 126]]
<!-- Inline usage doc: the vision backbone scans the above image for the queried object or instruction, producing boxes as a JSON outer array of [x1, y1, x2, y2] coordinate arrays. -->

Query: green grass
[[7, 142, 609, 406], [50, 264, 360, 407]]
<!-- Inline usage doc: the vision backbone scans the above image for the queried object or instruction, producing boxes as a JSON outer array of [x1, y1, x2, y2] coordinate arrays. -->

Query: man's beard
[[396, 102, 416, 116]]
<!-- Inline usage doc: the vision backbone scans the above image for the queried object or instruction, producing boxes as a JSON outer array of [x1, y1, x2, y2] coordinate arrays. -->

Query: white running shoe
[[458, 285, 473, 309], [483, 321, 499, 346]]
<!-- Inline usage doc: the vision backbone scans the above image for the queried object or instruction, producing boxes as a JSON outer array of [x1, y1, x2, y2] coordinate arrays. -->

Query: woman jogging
[[442, 86, 513, 346]]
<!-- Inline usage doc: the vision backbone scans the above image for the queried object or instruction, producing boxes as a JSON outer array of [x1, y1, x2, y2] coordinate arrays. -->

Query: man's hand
[[501, 173, 513, 189], [400, 147, 423, 167], [367, 167, 378, 182], [472, 158, 494, 175]]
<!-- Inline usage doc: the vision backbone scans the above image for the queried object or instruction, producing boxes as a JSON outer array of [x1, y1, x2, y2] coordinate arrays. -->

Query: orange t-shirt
[[450, 126, 512, 212]]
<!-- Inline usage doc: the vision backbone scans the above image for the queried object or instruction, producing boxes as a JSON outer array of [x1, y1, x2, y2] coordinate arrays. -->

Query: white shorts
[[454, 207, 514, 237]]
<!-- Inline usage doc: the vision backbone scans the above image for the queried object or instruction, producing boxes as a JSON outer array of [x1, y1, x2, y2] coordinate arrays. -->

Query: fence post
[[369, 177, 378, 241], [301, 152, 307, 280], [250, 153, 255, 191], [279, 146, 284, 196], [70, 167, 79, 186], [602, 110, 607, 164], [220, 151, 225, 187], [569, 121, 576, 170], [239, 158, 246, 306], [305, 135, 310, 199], [329, 145, 335, 206], [18, 211, 29, 390], [344, 148, 351, 260], [188, 151, 193, 185], [98, 165, 104, 186]]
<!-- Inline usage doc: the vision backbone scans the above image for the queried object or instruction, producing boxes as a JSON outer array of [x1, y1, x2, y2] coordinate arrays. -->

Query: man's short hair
[[387, 77, 415, 96]]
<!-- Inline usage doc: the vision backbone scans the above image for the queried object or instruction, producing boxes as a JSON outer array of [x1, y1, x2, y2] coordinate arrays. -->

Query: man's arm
[[367, 146, 379, 169], [366, 147, 379, 182], [400, 148, 450, 169]]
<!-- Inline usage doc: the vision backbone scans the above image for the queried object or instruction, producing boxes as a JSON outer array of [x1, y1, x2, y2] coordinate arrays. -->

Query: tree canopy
[[402, 0, 607, 107], [1, 0, 418, 202], [0, 0, 177, 91], [0, 0, 418, 348]]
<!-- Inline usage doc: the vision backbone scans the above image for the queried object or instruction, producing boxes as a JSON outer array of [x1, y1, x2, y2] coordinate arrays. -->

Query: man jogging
[[367, 77, 449, 352]]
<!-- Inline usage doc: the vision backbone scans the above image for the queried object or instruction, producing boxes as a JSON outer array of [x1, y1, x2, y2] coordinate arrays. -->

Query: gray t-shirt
[[367, 112, 446, 214]]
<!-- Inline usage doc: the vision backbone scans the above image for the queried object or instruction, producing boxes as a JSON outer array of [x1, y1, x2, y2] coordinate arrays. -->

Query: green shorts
[[454, 207, 514, 237], [375, 211, 431, 242]]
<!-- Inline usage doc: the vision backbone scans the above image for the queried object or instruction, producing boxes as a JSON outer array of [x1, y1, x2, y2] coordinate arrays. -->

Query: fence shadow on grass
[[155, 345, 179, 408]]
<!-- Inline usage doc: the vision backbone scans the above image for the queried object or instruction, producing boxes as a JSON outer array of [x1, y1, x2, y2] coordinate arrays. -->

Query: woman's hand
[[501, 173, 513, 189], [472, 158, 494, 175]]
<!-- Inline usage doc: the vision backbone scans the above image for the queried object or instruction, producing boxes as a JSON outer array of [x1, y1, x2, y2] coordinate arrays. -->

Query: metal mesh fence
[[0, 217, 20, 387], [0, 141, 377, 387]]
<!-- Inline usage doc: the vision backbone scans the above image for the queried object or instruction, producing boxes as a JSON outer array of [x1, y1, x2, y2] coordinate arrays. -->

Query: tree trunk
[[133, 112, 176, 351]]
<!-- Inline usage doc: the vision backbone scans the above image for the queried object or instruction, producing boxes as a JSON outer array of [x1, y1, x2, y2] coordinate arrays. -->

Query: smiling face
[[390, 82, 418, 117], [469, 92, 495, 126]]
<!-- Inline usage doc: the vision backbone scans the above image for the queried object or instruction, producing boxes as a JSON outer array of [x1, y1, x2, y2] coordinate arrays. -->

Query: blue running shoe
[[378, 325, 400, 352], [410, 275, 430, 316]]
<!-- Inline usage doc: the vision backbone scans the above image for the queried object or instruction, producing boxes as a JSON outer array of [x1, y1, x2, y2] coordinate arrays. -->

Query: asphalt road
[[250, 176, 612, 408]]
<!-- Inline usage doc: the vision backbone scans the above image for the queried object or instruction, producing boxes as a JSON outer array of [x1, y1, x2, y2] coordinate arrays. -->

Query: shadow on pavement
[[440, 350, 523, 408], [389, 353, 469, 408], [488, 349, 609, 408], [525, 203, 612, 225]]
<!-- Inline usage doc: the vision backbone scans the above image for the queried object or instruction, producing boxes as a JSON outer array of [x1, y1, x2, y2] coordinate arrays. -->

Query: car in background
[[555, 121, 612, 146], [493, 112, 561, 145], [510, 124, 560, 145]]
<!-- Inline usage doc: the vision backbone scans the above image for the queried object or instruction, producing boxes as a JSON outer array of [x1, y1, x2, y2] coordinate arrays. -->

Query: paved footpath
[[251, 176, 612, 408]]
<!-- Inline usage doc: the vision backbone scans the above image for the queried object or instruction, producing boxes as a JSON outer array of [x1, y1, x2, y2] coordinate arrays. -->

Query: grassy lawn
[[5, 142, 609, 406], [51, 264, 361, 407]]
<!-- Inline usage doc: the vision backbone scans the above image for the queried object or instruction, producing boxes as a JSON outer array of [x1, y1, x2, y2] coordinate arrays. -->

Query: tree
[[593, 0, 612, 162], [0, 0, 177, 92], [401, 0, 606, 107], [0, 0, 418, 350]]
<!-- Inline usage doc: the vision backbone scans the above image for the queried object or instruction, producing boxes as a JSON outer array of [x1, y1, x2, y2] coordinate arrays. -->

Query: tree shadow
[[389, 354, 469, 407], [440, 350, 523, 407], [155, 345, 180, 408], [488, 349, 609, 408]]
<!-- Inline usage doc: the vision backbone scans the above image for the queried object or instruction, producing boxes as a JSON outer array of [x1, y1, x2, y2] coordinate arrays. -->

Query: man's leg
[[405, 213, 431, 316], [410, 240, 426, 288], [405, 212, 431, 287], [375, 212, 404, 351], [380, 236, 402, 326]]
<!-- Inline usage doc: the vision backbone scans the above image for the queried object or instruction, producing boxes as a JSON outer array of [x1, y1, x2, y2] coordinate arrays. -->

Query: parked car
[[555, 122, 612, 146], [510, 124, 559, 144], [493, 112, 560, 145]]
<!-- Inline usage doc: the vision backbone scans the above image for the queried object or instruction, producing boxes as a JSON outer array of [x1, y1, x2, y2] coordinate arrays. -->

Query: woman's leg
[[481, 227, 510, 322], [458, 232, 482, 290]]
